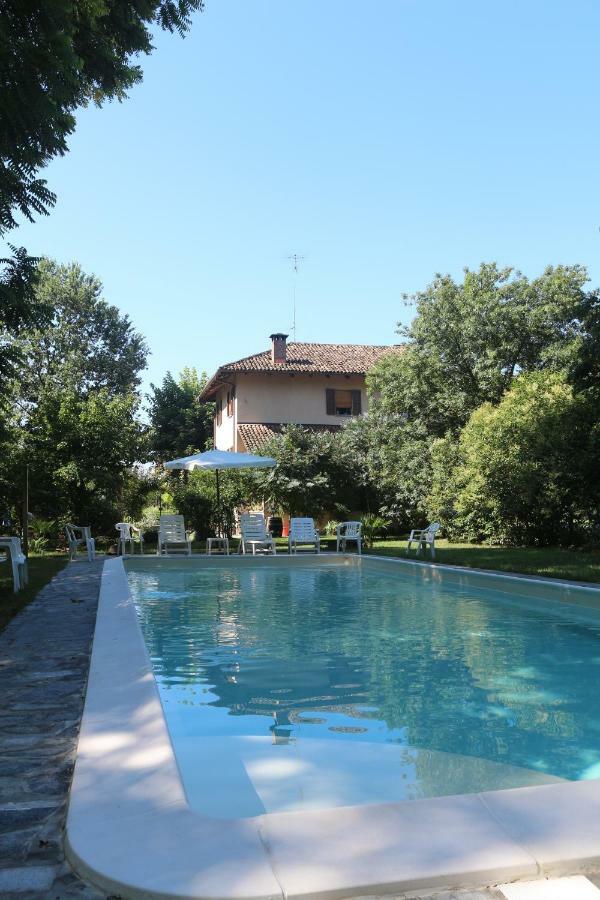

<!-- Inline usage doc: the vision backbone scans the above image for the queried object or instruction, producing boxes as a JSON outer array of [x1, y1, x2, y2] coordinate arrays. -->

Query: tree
[[148, 368, 213, 463], [170, 468, 254, 538], [370, 262, 588, 437], [15, 258, 148, 397], [0, 0, 203, 236], [254, 425, 363, 519], [428, 373, 600, 546], [570, 289, 600, 401], [0, 247, 51, 406], [25, 389, 145, 530], [363, 262, 591, 525], [0, 259, 148, 531]]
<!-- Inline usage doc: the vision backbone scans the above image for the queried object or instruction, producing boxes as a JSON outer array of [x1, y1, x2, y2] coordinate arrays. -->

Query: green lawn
[[368, 539, 600, 584], [203, 536, 600, 583], [0, 553, 68, 632]]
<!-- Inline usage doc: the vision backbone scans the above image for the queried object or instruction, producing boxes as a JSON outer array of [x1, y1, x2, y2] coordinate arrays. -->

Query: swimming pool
[[66, 555, 600, 900], [126, 556, 600, 818]]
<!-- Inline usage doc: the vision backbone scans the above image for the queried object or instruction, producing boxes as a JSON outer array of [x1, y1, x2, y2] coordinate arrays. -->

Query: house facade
[[200, 334, 401, 452]]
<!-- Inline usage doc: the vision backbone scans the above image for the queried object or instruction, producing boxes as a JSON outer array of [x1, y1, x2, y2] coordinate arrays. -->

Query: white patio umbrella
[[164, 449, 277, 532]]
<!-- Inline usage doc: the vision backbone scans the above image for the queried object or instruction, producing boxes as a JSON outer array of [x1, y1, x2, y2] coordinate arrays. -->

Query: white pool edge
[[66, 556, 600, 900]]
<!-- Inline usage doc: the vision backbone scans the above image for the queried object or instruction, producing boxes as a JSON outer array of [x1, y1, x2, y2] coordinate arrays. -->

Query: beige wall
[[237, 373, 367, 425], [213, 373, 369, 450], [214, 386, 236, 451]]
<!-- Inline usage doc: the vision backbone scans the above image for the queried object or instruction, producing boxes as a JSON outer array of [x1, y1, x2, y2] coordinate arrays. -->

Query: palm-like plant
[[360, 514, 390, 548]]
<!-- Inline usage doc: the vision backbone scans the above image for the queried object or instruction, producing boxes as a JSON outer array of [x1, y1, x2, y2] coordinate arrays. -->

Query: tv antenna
[[287, 253, 305, 340]]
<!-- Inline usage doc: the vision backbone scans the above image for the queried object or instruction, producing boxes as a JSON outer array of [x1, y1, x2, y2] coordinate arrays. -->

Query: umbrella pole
[[22, 464, 29, 556], [215, 469, 221, 536]]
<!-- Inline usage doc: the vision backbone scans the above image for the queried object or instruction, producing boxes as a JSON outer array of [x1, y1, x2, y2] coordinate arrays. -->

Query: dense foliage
[[148, 368, 213, 463], [3, 255, 599, 551], [429, 373, 600, 545], [361, 262, 598, 543], [254, 425, 373, 519], [0, 248, 50, 403], [0, 260, 147, 536], [0, 0, 203, 235], [0, 0, 202, 388]]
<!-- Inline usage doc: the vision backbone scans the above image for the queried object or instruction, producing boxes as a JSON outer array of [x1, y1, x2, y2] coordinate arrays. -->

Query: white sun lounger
[[157, 515, 192, 556], [238, 513, 276, 555], [289, 518, 320, 554]]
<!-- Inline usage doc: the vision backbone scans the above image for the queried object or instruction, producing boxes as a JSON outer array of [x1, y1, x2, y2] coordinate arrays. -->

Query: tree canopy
[[0, 248, 50, 403], [428, 373, 600, 546], [148, 367, 213, 463], [0, 0, 203, 235], [362, 262, 592, 526], [0, 259, 147, 531]]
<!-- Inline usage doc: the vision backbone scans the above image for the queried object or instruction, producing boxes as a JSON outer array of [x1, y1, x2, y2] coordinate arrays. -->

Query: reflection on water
[[127, 561, 600, 811]]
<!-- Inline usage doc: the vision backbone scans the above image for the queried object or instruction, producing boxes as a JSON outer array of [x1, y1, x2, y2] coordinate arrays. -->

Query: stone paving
[[1, 556, 593, 900], [0, 559, 105, 899]]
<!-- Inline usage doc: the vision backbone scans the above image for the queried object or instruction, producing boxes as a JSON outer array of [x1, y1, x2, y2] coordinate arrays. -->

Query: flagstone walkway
[[0, 559, 104, 899]]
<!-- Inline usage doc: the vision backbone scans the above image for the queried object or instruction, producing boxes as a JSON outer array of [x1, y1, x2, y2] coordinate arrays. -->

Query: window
[[227, 387, 235, 417], [325, 388, 362, 417], [216, 396, 222, 426]]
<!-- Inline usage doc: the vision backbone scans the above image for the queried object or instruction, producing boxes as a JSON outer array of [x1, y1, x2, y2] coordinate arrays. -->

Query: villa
[[199, 332, 402, 451]]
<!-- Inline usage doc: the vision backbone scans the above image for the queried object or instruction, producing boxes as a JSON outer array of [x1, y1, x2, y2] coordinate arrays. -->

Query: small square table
[[207, 537, 229, 556]]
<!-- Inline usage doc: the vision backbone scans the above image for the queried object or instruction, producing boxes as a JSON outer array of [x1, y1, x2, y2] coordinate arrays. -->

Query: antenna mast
[[287, 253, 304, 341]]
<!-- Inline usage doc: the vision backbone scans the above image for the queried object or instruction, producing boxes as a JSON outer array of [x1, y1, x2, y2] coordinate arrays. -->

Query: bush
[[429, 372, 600, 546], [360, 514, 390, 548]]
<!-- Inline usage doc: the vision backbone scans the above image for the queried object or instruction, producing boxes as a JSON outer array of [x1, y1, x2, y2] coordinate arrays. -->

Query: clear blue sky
[[10, 0, 600, 394]]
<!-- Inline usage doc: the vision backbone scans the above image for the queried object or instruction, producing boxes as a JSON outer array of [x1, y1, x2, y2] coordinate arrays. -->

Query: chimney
[[270, 333, 288, 365]]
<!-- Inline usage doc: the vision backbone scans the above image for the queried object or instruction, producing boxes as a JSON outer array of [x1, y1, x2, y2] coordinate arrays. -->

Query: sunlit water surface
[[127, 560, 600, 817]]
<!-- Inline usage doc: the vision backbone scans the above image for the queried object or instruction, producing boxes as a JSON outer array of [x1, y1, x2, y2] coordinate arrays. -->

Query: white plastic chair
[[115, 522, 144, 556], [65, 524, 95, 561], [157, 515, 192, 556], [238, 513, 276, 555], [289, 518, 320, 554], [407, 522, 441, 559], [0, 536, 28, 592], [336, 521, 362, 554]]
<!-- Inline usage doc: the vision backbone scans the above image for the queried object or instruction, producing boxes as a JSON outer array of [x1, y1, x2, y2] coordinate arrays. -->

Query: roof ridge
[[199, 342, 404, 400]]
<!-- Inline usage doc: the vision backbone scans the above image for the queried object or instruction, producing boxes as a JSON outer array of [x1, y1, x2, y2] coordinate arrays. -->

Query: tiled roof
[[237, 423, 341, 453], [200, 342, 403, 399]]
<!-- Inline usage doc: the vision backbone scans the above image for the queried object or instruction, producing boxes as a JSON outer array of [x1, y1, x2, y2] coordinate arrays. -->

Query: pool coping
[[66, 555, 600, 900]]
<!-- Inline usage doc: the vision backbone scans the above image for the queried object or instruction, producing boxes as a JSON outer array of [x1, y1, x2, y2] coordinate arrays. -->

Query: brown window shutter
[[351, 390, 362, 415], [326, 388, 335, 415]]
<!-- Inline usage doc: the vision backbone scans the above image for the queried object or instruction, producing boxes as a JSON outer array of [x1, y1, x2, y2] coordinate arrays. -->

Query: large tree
[[369, 262, 587, 437], [0, 259, 148, 531], [254, 425, 365, 519], [0, 0, 203, 235], [0, 0, 202, 383], [363, 262, 590, 523]]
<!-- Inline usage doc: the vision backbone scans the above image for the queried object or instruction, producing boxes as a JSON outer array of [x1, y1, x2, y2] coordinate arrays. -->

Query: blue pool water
[[127, 559, 600, 816]]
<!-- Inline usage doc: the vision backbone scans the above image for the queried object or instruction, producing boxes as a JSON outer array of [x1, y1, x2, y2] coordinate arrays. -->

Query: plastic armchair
[[0, 536, 28, 592], [115, 522, 144, 556], [65, 524, 95, 561], [336, 521, 362, 554], [407, 522, 441, 559]]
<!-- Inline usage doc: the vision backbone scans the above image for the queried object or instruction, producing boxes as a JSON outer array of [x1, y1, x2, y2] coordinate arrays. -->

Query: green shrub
[[429, 372, 600, 546]]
